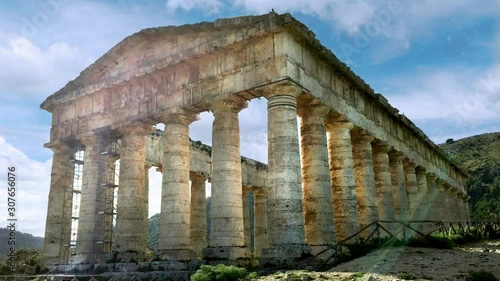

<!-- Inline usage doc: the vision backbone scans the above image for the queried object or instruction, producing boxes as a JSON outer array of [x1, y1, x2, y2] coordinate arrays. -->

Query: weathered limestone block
[[74, 134, 101, 263], [158, 110, 199, 260], [262, 84, 310, 261], [204, 98, 249, 260], [351, 129, 378, 239], [299, 104, 336, 248], [389, 152, 410, 222], [403, 161, 418, 220], [190, 173, 207, 257], [372, 142, 396, 237], [114, 122, 152, 261], [326, 120, 360, 242], [43, 143, 75, 265], [253, 191, 268, 258]]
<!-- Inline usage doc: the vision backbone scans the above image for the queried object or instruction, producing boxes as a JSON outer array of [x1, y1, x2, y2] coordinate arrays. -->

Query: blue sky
[[0, 0, 498, 237]]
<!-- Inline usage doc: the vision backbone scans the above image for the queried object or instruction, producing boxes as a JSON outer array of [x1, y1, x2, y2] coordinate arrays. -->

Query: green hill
[[0, 228, 43, 260], [439, 132, 500, 220]]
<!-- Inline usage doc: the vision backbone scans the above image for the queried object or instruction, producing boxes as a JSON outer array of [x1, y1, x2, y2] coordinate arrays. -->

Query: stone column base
[[202, 246, 250, 261], [260, 244, 311, 267], [156, 249, 197, 261]]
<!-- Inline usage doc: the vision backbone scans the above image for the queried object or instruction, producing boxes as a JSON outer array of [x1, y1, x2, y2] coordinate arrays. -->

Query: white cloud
[[383, 64, 500, 137], [0, 34, 93, 97], [166, 0, 224, 14], [351, 39, 500, 142], [0, 136, 52, 237]]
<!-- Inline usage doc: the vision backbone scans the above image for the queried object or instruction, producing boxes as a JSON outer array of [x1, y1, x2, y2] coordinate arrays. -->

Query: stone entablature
[[41, 12, 470, 267]]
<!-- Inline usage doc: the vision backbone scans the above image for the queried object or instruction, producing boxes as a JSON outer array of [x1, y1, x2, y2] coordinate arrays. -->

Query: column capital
[[210, 98, 248, 115], [190, 171, 208, 182], [158, 109, 199, 126], [436, 178, 446, 189], [261, 82, 303, 100], [118, 121, 153, 136], [325, 120, 354, 132], [79, 133, 100, 147], [297, 103, 330, 119], [443, 183, 454, 190], [388, 151, 405, 162], [45, 140, 72, 154], [403, 160, 417, 172], [372, 140, 392, 153], [415, 166, 426, 174], [426, 173, 437, 181], [351, 128, 374, 143]]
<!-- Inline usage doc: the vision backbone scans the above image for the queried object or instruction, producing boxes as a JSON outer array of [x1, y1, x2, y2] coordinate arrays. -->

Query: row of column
[[43, 85, 471, 265]]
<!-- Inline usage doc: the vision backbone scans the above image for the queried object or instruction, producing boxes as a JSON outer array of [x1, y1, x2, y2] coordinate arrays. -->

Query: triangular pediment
[[41, 13, 299, 110]]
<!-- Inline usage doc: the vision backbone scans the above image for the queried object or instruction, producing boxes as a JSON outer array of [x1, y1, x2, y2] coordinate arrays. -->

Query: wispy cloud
[[0, 34, 93, 97]]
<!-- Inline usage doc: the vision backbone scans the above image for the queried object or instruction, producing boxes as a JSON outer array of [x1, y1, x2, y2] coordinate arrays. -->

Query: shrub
[[190, 264, 256, 281], [465, 270, 498, 281], [408, 235, 456, 249]]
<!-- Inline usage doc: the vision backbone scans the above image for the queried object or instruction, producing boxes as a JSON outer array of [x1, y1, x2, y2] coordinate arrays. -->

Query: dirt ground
[[255, 240, 500, 281]]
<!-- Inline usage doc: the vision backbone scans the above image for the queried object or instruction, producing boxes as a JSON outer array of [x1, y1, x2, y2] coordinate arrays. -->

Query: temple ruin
[[40, 13, 470, 267]]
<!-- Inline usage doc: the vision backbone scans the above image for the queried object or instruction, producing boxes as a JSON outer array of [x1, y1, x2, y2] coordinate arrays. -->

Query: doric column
[[253, 190, 268, 258], [42, 142, 75, 265], [372, 142, 396, 236], [242, 188, 251, 248], [299, 104, 336, 248], [158, 110, 198, 260], [415, 167, 429, 231], [190, 173, 207, 257], [143, 162, 152, 253], [403, 161, 418, 220], [465, 196, 471, 222], [443, 183, 454, 224], [426, 173, 439, 221], [389, 152, 410, 222], [74, 134, 100, 263], [204, 98, 249, 260], [326, 120, 359, 243], [351, 129, 378, 239], [435, 179, 447, 223], [114, 122, 152, 261], [262, 85, 310, 260], [454, 191, 464, 223]]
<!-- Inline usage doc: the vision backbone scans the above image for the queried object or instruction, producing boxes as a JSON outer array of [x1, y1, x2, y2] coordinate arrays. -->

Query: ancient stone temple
[[41, 13, 470, 267]]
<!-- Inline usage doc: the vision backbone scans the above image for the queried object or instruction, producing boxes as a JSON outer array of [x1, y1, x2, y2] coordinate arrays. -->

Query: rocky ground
[[255, 240, 500, 281]]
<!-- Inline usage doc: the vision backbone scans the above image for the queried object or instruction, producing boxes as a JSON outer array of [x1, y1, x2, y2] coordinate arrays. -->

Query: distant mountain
[[439, 132, 500, 220], [0, 228, 43, 259]]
